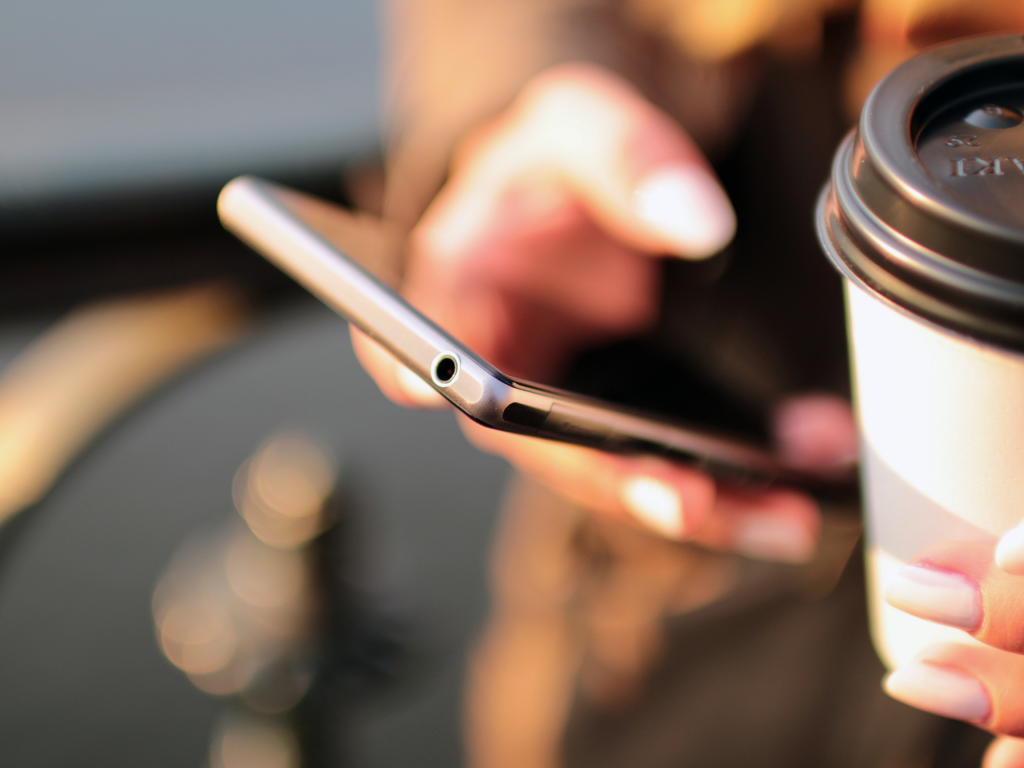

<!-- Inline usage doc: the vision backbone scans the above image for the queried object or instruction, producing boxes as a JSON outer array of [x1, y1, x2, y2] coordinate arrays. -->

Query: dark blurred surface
[[0, 296, 508, 767]]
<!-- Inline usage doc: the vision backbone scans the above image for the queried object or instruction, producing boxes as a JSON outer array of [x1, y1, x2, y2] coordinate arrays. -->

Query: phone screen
[[559, 336, 771, 448]]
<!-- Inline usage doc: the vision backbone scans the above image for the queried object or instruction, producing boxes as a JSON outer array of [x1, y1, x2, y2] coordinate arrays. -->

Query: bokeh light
[[210, 712, 300, 768], [233, 433, 334, 548], [153, 431, 334, 707]]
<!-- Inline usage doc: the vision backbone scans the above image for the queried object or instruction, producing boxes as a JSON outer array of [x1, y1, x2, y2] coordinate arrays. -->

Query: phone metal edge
[[218, 176, 523, 427], [218, 176, 854, 492]]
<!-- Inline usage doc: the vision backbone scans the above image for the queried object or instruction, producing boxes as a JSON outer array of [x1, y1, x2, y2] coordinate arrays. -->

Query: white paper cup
[[817, 36, 1024, 668], [846, 281, 1024, 668]]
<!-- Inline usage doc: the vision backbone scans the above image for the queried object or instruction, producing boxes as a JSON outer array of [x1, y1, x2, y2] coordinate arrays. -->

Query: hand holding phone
[[217, 64, 855, 560]]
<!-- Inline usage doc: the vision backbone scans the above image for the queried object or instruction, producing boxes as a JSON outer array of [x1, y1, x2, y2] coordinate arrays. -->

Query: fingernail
[[996, 524, 1024, 574], [884, 564, 982, 630], [732, 514, 816, 563], [884, 662, 990, 722], [633, 165, 736, 259], [620, 476, 683, 538]]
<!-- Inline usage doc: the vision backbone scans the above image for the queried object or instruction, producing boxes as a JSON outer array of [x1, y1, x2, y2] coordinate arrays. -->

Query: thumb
[[441, 63, 736, 260]]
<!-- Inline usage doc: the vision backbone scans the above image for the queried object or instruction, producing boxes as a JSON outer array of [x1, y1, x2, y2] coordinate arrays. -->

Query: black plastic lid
[[817, 34, 1024, 350]]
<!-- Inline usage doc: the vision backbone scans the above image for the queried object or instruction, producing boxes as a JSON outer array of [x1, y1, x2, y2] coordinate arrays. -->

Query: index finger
[[885, 541, 1024, 653], [459, 415, 820, 562]]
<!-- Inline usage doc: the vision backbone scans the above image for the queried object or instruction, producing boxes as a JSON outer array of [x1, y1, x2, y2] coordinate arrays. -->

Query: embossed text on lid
[[917, 87, 1024, 228]]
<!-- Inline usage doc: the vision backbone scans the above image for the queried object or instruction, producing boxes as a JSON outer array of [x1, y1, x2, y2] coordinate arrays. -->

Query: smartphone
[[218, 175, 850, 492]]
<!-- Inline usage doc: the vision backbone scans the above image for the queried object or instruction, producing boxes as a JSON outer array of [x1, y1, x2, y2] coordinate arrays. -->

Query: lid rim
[[820, 33, 1024, 349], [834, 133, 1024, 305], [858, 35, 1024, 248], [817, 184, 1024, 351]]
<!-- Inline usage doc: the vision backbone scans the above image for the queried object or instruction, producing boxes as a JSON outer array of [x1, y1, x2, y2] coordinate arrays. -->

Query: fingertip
[[632, 165, 736, 259], [350, 327, 446, 409], [731, 512, 818, 563], [708, 487, 820, 563], [996, 525, 1024, 575], [620, 475, 684, 539], [773, 393, 858, 471], [395, 365, 448, 408], [884, 661, 991, 723], [882, 564, 982, 631], [984, 737, 1024, 768], [617, 465, 716, 540]]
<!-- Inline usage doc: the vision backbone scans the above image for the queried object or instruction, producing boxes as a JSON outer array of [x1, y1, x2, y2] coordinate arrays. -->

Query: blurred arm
[[383, 0, 647, 226], [381, 0, 759, 229]]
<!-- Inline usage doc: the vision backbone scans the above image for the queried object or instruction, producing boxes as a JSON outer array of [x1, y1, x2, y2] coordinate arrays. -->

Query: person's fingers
[[884, 642, 1024, 737], [349, 327, 447, 409], [406, 215, 660, 379], [404, 63, 732, 381], [883, 648, 994, 726], [459, 415, 712, 536], [882, 540, 1024, 653], [985, 736, 1024, 768], [421, 62, 735, 264], [995, 521, 1024, 575], [772, 393, 858, 471], [459, 416, 819, 561], [690, 486, 821, 563]]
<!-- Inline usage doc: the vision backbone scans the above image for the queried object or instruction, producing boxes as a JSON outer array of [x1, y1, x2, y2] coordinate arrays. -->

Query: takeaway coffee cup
[[817, 34, 1024, 670]]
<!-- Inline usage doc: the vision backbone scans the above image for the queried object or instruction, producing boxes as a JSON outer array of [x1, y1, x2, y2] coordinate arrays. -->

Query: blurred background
[[9, 2, 1024, 767], [0, 1, 509, 766]]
